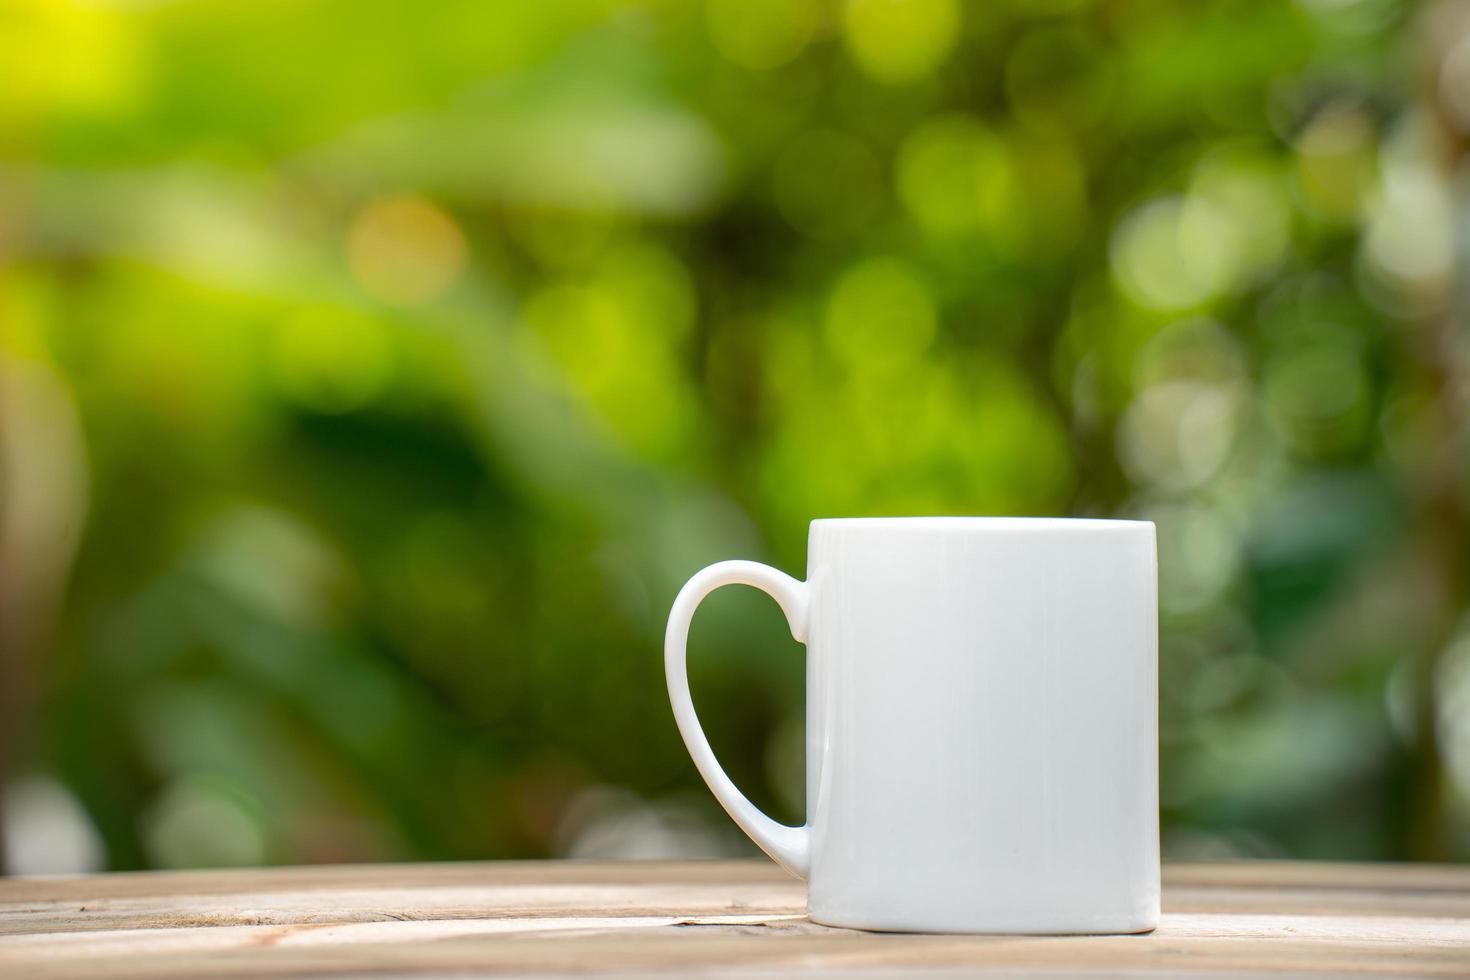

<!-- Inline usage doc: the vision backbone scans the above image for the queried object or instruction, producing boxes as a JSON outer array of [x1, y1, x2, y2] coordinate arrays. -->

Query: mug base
[[807, 908, 1159, 936]]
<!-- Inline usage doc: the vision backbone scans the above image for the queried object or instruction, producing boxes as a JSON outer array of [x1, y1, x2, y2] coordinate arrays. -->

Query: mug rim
[[810, 516, 1153, 530]]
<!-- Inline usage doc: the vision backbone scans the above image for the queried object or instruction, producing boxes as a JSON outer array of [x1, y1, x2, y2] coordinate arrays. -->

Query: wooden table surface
[[1, 860, 1468, 977]]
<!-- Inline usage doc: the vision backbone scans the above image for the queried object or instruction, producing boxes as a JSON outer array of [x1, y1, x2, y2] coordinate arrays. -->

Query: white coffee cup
[[665, 517, 1159, 934]]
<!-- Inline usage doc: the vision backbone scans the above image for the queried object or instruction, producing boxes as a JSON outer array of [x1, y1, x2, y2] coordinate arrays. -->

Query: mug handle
[[664, 560, 810, 878]]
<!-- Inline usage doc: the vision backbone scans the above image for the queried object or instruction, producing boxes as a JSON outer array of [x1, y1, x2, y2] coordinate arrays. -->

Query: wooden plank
[[0, 858, 799, 903], [1164, 861, 1470, 893], [0, 860, 1466, 977]]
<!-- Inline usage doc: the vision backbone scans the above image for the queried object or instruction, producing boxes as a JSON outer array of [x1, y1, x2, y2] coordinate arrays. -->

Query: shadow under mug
[[665, 517, 1159, 934]]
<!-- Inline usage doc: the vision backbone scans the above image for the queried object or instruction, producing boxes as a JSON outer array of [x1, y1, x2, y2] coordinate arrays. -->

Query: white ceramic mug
[[665, 517, 1159, 934]]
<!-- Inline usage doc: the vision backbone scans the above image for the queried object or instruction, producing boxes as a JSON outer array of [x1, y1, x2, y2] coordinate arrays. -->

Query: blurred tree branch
[[1406, 0, 1470, 859], [0, 353, 90, 870]]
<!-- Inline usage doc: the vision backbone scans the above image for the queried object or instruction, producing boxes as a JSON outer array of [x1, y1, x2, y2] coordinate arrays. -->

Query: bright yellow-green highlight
[[824, 257, 937, 368], [706, 0, 820, 70], [843, 0, 959, 84], [271, 305, 395, 414]]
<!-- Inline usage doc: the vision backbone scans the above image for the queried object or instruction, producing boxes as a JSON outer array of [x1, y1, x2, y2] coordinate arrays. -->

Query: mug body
[[804, 518, 1158, 934]]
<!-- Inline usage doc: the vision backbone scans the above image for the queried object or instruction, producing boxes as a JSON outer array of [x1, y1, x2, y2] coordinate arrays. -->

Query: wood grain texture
[[1, 860, 1467, 977]]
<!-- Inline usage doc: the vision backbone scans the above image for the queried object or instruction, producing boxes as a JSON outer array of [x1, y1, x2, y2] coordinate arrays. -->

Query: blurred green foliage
[[2, 0, 1469, 871]]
